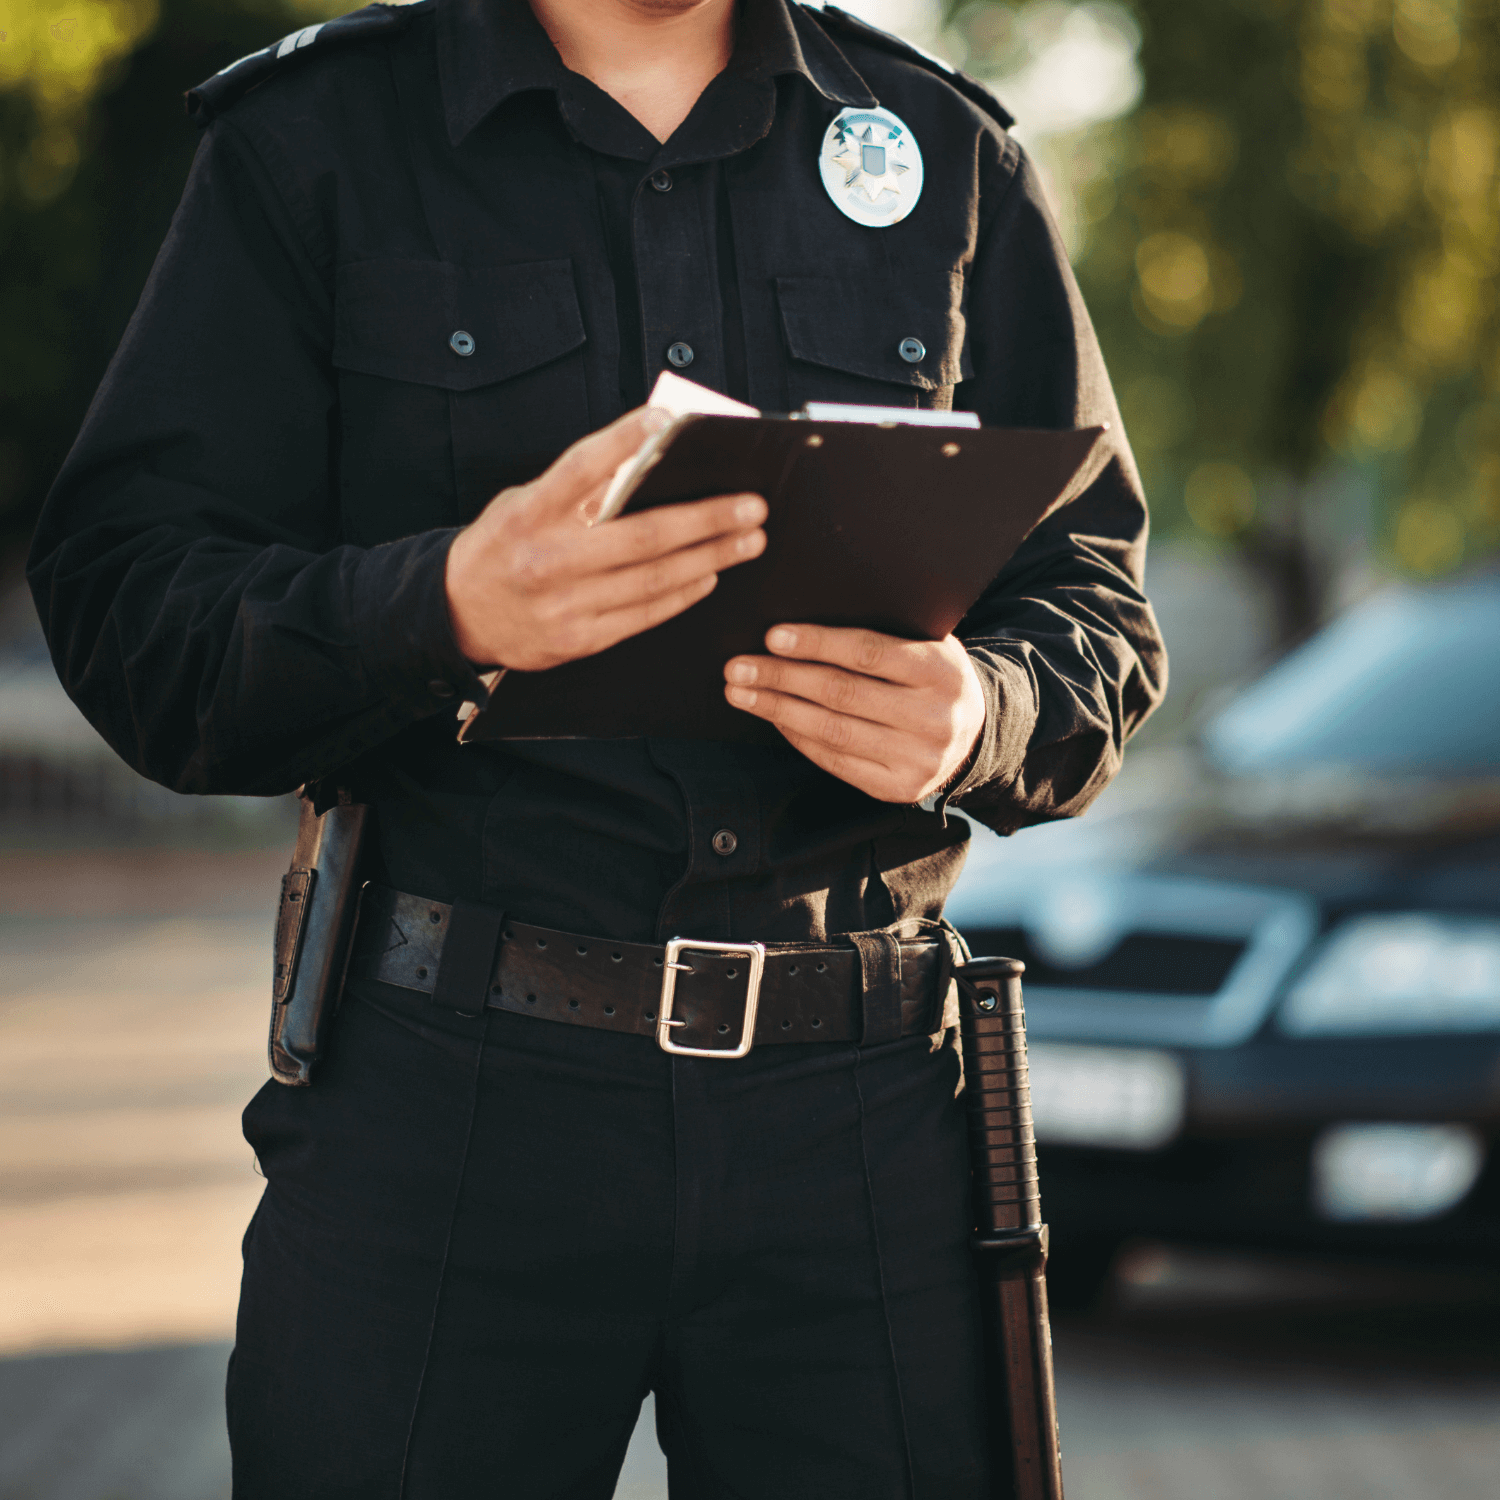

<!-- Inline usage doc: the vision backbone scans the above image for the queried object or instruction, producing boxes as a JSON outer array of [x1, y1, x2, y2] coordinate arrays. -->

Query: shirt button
[[428, 679, 457, 699], [711, 828, 738, 856], [667, 342, 694, 369], [450, 330, 475, 357], [650, 170, 673, 192], [898, 336, 926, 363]]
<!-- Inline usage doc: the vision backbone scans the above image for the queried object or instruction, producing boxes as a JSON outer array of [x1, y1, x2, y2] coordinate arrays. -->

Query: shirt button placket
[[636, 165, 722, 395]]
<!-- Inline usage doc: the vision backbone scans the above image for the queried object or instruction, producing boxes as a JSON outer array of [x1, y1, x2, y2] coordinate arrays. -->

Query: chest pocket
[[332, 258, 589, 544], [776, 271, 971, 413]]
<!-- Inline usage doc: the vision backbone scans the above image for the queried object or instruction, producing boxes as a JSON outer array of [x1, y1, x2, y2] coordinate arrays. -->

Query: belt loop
[[849, 930, 903, 1046], [432, 900, 506, 1017]]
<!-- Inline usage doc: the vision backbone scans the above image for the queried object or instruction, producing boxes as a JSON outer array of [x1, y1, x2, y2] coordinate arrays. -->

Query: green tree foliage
[[0, 0, 340, 559], [950, 0, 1500, 639]]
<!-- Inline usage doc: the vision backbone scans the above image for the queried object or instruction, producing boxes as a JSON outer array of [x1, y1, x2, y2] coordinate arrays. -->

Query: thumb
[[528, 405, 674, 521]]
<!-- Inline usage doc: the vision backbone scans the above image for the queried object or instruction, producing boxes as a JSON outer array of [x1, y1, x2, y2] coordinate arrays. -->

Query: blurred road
[[2, 849, 1498, 1500]]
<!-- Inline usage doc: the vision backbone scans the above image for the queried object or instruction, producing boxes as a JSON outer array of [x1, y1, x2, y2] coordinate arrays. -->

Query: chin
[[626, 0, 726, 17]]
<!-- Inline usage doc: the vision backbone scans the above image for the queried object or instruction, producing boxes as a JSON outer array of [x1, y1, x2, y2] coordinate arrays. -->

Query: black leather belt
[[349, 885, 949, 1056]]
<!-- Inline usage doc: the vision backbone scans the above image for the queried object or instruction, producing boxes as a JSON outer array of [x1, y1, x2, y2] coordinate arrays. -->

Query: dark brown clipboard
[[460, 415, 1108, 742]]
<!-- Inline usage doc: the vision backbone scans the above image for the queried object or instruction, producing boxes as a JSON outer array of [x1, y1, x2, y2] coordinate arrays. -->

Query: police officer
[[28, 0, 1166, 1494]]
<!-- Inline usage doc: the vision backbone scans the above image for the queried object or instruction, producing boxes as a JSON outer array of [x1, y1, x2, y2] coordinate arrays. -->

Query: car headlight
[[1280, 913, 1500, 1036]]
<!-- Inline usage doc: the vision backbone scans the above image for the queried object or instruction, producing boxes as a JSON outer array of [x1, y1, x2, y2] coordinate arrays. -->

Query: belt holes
[[416, 966, 428, 979], [568, 998, 580, 1010], [611, 952, 623, 962], [811, 1017, 822, 1028], [788, 964, 798, 975], [429, 910, 442, 924], [653, 957, 663, 967], [604, 1004, 615, 1016], [537, 937, 547, 948], [576, 944, 588, 954], [780, 1018, 792, 1030], [491, 984, 501, 995], [717, 1022, 730, 1034], [645, 1011, 657, 1022], [503, 929, 513, 940], [815, 962, 827, 973], [525, 993, 536, 1004], [726, 967, 738, 979]]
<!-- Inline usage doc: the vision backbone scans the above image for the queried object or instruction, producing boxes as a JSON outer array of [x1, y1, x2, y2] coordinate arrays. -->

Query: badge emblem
[[818, 106, 924, 228]]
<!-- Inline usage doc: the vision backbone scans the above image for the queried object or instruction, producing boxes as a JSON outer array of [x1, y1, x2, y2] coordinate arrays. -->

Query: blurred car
[[947, 572, 1500, 1303]]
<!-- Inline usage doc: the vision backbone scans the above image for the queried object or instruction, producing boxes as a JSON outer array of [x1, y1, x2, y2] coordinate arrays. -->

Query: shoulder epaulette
[[808, 5, 1014, 130], [186, 0, 432, 125]]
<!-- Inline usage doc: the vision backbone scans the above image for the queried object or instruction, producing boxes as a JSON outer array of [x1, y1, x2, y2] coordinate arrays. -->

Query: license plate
[[1025, 1043, 1185, 1150]]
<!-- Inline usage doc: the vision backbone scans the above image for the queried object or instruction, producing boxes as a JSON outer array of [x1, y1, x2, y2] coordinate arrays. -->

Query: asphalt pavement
[[2, 848, 1497, 1500]]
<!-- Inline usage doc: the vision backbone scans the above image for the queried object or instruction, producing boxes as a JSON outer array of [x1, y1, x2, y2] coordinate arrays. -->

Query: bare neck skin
[[529, 0, 737, 143]]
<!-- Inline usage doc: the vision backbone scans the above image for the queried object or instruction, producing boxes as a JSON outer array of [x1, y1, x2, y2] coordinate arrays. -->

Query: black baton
[[956, 956, 1065, 1500]]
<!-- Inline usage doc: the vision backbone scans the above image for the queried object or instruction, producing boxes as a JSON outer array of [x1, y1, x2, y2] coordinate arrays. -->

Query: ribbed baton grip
[[958, 958, 1039, 1233]]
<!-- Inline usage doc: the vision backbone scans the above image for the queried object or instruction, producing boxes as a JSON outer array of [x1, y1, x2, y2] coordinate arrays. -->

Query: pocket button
[[898, 337, 926, 364], [667, 342, 695, 369], [450, 330, 476, 357]]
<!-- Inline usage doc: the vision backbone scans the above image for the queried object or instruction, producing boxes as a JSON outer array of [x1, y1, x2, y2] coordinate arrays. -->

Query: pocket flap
[[775, 273, 971, 392], [334, 259, 586, 391]]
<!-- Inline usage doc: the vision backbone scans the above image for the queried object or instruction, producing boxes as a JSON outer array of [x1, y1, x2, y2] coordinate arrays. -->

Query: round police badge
[[818, 107, 924, 228]]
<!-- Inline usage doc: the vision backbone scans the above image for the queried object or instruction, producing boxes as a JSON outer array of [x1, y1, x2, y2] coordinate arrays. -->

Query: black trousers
[[229, 977, 991, 1499]]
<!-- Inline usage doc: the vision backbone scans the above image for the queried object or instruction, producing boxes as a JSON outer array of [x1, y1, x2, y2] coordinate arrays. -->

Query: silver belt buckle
[[656, 937, 767, 1058]]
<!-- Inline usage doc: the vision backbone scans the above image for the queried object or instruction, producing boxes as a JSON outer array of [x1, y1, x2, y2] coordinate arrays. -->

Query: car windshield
[[1203, 576, 1500, 774]]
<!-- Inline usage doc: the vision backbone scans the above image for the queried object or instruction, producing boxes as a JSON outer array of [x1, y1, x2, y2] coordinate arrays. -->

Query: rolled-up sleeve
[[26, 121, 486, 797], [948, 146, 1167, 833]]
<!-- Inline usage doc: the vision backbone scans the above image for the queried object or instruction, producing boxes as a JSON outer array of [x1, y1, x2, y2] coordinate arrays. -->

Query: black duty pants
[[228, 977, 991, 1499]]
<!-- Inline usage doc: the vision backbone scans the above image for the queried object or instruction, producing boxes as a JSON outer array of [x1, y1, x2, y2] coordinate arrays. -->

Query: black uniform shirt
[[29, 0, 1167, 946]]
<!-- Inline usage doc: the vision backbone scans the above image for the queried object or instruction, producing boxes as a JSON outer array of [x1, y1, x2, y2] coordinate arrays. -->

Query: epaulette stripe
[[209, 44, 273, 81], [276, 24, 327, 61], [810, 4, 1014, 130], [185, 2, 429, 126]]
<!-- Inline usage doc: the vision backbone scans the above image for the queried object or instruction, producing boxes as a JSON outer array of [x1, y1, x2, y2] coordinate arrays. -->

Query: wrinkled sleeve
[[26, 121, 487, 797], [946, 146, 1167, 834]]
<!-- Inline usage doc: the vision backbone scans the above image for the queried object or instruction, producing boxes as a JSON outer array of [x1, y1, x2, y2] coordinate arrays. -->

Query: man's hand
[[723, 626, 986, 804], [446, 407, 767, 671]]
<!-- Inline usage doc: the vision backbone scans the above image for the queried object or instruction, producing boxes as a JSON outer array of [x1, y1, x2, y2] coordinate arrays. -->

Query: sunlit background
[[6, 0, 1500, 617], [2, 3, 1498, 1499]]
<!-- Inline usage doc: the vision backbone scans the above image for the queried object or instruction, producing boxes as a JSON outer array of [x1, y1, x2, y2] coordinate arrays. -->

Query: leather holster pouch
[[269, 789, 371, 1086]]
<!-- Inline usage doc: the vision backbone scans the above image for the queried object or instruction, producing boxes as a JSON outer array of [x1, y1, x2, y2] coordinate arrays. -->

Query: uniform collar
[[437, 0, 876, 148]]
